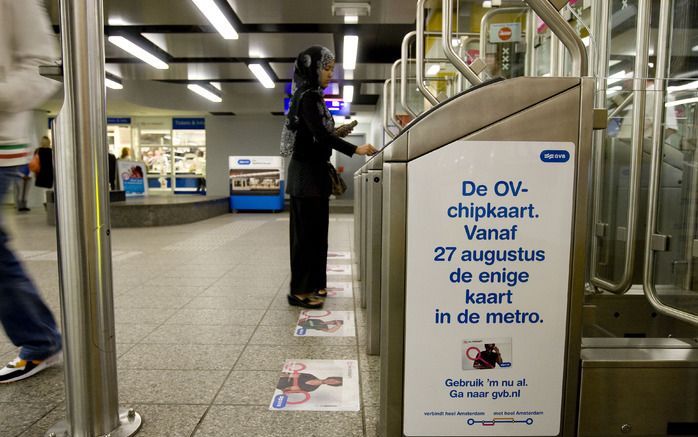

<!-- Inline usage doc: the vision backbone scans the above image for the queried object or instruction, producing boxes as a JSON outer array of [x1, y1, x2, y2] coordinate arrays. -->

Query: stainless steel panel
[[366, 169, 383, 356], [578, 365, 698, 436], [408, 77, 580, 160], [582, 337, 698, 349], [379, 162, 407, 437], [368, 151, 384, 170], [360, 167, 369, 308], [382, 133, 407, 163], [353, 173, 362, 262], [581, 347, 698, 367]]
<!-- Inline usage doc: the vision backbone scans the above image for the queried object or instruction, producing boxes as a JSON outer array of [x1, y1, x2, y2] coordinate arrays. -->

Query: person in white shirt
[[0, 0, 63, 383]]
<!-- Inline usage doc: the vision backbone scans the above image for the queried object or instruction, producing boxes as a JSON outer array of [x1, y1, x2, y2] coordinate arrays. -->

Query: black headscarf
[[280, 46, 335, 157]]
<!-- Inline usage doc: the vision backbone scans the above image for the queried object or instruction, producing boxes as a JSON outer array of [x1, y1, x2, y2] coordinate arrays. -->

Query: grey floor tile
[[114, 308, 177, 325], [118, 343, 244, 370], [357, 325, 368, 346], [0, 341, 18, 356], [0, 365, 65, 403], [184, 295, 274, 310], [249, 325, 357, 346], [118, 369, 229, 404], [234, 345, 357, 371], [193, 406, 363, 437], [214, 370, 281, 405], [201, 285, 281, 297], [131, 404, 209, 437], [141, 324, 256, 345], [259, 309, 303, 326], [127, 285, 208, 297], [117, 343, 136, 358], [364, 404, 380, 437], [145, 276, 219, 288], [0, 402, 58, 437], [166, 309, 265, 326], [361, 371, 380, 406], [114, 323, 160, 343], [359, 352, 381, 373], [113, 293, 194, 309]]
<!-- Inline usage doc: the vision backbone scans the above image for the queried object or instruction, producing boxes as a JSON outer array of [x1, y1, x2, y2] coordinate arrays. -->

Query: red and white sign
[[489, 22, 522, 43]]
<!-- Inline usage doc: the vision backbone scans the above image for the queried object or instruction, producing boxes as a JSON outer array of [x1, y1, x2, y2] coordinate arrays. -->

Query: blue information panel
[[107, 117, 132, 125], [283, 98, 350, 116], [172, 118, 205, 130]]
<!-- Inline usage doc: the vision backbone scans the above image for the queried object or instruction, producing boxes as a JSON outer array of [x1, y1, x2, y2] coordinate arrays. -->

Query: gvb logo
[[272, 394, 288, 409], [237, 159, 251, 165], [540, 150, 570, 163], [296, 327, 307, 336]]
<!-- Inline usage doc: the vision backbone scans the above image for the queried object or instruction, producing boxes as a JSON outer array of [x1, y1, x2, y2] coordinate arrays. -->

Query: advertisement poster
[[327, 265, 352, 276], [326, 282, 353, 298], [294, 310, 356, 337], [228, 156, 284, 195], [403, 141, 576, 436], [269, 360, 360, 411], [328, 251, 352, 260], [117, 160, 148, 197]]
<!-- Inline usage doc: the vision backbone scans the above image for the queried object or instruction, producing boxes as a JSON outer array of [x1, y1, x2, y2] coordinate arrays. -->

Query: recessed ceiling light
[[344, 15, 359, 24], [188, 84, 222, 102], [108, 36, 169, 70], [343, 85, 354, 103], [191, 0, 238, 39], [343, 35, 359, 70], [248, 63, 276, 89], [666, 96, 698, 107]]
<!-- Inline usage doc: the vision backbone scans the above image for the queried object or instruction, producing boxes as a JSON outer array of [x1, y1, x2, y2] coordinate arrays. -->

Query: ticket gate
[[353, 171, 362, 274], [360, 165, 369, 309], [365, 153, 384, 356]]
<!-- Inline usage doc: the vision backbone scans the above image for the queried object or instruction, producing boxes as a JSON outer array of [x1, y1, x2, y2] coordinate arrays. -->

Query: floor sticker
[[270, 359, 360, 411], [294, 310, 356, 337], [326, 264, 352, 275], [327, 251, 351, 260], [325, 282, 353, 298]]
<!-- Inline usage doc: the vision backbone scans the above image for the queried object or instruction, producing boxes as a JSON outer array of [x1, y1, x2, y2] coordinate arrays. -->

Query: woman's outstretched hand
[[356, 144, 378, 156]]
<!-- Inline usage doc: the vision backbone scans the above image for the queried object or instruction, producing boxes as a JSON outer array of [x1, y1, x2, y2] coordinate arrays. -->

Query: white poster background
[[294, 310, 356, 337], [327, 264, 352, 276], [269, 359, 360, 411], [328, 251, 352, 260], [326, 282, 353, 298], [403, 141, 575, 436]]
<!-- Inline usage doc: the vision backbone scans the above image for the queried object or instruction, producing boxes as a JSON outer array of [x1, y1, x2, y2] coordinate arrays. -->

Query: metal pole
[[590, 0, 651, 294], [644, 0, 697, 326], [442, 0, 482, 86], [47, 0, 142, 436], [400, 31, 419, 119], [550, 33, 560, 76], [588, 0, 611, 293], [525, 9, 536, 76], [416, 0, 439, 106], [383, 79, 396, 140]]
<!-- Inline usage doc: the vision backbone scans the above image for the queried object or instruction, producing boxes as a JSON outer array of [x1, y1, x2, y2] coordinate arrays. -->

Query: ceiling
[[44, 0, 421, 116]]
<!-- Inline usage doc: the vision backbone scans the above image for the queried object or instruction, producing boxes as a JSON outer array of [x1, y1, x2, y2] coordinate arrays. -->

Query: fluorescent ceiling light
[[211, 82, 222, 90], [482, 1, 492, 8], [191, 0, 238, 39], [426, 64, 440, 76], [667, 80, 698, 93], [188, 84, 222, 102], [343, 85, 354, 103], [105, 77, 123, 90], [248, 63, 275, 88], [607, 86, 623, 96], [343, 35, 359, 70], [692, 45, 698, 52], [607, 70, 629, 85], [108, 36, 169, 70], [344, 15, 359, 24], [609, 59, 621, 67], [582, 36, 590, 47], [666, 97, 698, 107]]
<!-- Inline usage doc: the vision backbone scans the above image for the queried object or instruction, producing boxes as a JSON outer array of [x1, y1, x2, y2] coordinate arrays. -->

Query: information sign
[[403, 141, 576, 436], [489, 23, 522, 43]]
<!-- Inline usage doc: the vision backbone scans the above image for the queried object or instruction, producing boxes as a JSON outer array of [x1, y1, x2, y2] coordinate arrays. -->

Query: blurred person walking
[[281, 46, 376, 309], [0, 0, 63, 383]]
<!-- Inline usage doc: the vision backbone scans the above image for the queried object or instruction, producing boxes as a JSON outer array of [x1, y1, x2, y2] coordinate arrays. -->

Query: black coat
[[34, 147, 54, 189], [286, 92, 356, 198]]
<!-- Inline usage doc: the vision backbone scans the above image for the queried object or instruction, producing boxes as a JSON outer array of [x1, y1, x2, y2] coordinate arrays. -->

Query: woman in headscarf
[[281, 46, 376, 309]]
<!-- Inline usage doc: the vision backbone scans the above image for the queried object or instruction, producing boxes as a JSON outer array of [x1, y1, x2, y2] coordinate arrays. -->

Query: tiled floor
[[0, 207, 379, 437]]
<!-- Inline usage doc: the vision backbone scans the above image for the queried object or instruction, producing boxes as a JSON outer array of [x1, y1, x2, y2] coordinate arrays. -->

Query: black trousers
[[290, 196, 329, 295]]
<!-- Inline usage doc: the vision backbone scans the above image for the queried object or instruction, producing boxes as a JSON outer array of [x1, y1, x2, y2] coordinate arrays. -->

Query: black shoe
[[18, 207, 30, 212], [287, 294, 324, 309]]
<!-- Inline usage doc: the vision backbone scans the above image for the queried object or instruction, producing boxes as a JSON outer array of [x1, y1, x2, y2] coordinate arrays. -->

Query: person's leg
[[308, 197, 329, 292], [19, 176, 30, 211], [0, 167, 61, 364], [289, 196, 314, 295]]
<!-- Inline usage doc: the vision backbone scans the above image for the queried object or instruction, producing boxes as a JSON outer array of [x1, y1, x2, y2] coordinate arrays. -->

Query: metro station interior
[[1, 0, 697, 436]]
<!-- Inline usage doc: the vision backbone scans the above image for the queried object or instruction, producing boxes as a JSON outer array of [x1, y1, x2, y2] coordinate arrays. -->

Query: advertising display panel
[[403, 141, 576, 436], [117, 160, 148, 197], [228, 156, 285, 211]]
